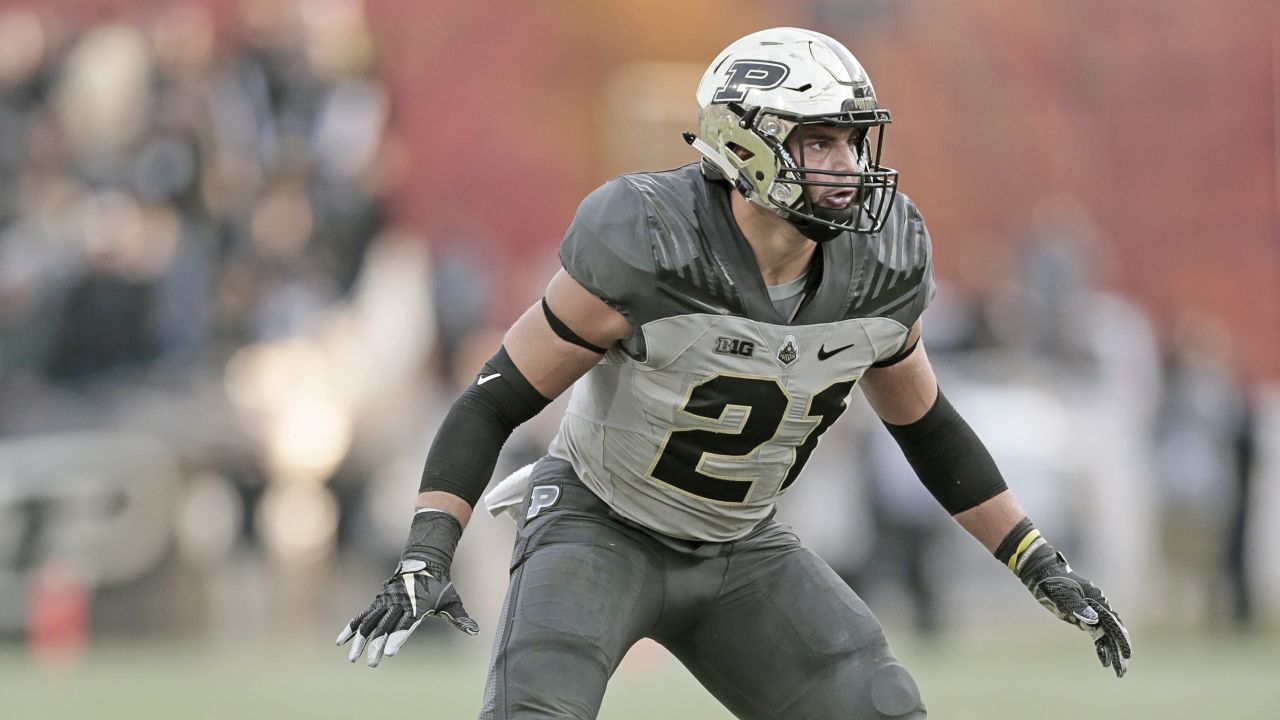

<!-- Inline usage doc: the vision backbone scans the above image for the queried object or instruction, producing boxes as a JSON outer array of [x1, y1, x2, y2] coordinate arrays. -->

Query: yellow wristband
[[1006, 528, 1043, 573]]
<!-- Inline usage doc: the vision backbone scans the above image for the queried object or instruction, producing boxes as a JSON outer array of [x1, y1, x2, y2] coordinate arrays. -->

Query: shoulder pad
[[558, 177, 657, 352], [847, 193, 937, 349]]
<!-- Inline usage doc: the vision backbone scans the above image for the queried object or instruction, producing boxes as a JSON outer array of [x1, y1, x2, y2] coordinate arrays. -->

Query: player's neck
[[729, 190, 816, 286]]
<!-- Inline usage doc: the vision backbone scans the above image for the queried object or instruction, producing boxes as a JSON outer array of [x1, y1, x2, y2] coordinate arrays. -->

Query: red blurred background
[[21, 0, 1274, 376], [377, 0, 1280, 379]]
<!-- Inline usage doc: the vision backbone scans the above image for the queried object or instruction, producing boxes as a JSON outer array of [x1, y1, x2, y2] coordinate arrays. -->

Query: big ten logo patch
[[714, 336, 756, 358]]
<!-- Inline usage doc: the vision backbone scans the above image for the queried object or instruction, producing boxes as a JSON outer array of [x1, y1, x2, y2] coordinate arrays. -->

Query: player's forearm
[[951, 489, 1027, 553], [416, 490, 474, 528]]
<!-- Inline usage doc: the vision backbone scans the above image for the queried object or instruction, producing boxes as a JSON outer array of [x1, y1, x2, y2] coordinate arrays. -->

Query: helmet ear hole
[[726, 142, 755, 161]]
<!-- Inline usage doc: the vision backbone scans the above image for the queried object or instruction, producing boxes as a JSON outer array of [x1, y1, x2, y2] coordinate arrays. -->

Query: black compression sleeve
[[882, 389, 1008, 514], [418, 346, 551, 506]]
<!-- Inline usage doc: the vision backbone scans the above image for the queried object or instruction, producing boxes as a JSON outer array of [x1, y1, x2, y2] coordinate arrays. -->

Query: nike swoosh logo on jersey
[[477, 373, 501, 385], [816, 342, 856, 361]]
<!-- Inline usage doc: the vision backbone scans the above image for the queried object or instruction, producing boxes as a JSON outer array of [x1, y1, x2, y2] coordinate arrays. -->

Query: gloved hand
[[336, 509, 479, 667], [1002, 523, 1132, 678]]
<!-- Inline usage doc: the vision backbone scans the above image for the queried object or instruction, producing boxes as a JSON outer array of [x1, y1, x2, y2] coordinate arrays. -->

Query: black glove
[[997, 519, 1132, 678], [336, 510, 479, 667]]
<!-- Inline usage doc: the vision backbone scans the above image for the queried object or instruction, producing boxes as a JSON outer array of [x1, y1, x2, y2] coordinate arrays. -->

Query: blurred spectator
[[989, 197, 1109, 374], [0, 0, 403, 639], [0, 0, 390, 395], [45, 193, 167, 383], [854, 421, 949, 638], [432, 247, 496, 384], [1153, 313, 1251, 627], [1227, 394, 1257, 629]]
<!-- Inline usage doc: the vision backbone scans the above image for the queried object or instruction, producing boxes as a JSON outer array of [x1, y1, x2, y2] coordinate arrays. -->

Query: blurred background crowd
[[0, 0, 1277, 695]]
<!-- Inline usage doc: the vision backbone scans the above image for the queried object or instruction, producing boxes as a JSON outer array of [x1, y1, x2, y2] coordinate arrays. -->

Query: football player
[[337, 27, 1131, 719]]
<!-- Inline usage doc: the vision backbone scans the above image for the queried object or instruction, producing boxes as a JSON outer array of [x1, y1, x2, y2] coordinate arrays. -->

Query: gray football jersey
[[548, 163, 935, 542]]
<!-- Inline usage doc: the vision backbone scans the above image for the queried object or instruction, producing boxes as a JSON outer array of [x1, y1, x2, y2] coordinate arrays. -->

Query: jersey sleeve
[[558, 177, 657, 338], [872, 194, 937, 362], [902, 196, 937, 326]]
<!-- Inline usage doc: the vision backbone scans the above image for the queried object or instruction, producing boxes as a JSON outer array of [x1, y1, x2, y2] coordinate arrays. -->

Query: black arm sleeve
[[418, 346, 551, 506], [881, 389, 1008, 515]]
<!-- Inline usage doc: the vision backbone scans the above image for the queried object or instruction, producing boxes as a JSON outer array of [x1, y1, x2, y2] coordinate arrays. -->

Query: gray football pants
[[477, 458, 926, 719]]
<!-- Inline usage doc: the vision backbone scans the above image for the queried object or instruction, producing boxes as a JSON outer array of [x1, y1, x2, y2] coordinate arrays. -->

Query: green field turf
[[2, 624, 1277, 719]]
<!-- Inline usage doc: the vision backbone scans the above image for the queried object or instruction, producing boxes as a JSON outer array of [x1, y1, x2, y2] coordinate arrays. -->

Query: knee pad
[[867, 662, 926, 718]]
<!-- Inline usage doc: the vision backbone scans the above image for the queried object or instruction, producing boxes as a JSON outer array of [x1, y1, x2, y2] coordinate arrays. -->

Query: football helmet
[[686, 27, 898, 239]]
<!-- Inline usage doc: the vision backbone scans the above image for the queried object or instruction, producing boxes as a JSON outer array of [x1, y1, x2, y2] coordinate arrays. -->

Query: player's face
[[786, 125, 862, 209]]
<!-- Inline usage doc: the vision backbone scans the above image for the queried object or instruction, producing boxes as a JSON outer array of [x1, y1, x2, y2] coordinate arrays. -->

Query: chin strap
[[793, 209, 848, 242]]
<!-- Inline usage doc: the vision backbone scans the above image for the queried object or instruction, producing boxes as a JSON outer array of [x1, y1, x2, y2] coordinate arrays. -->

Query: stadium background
[[1, 0, 1278, 717]]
